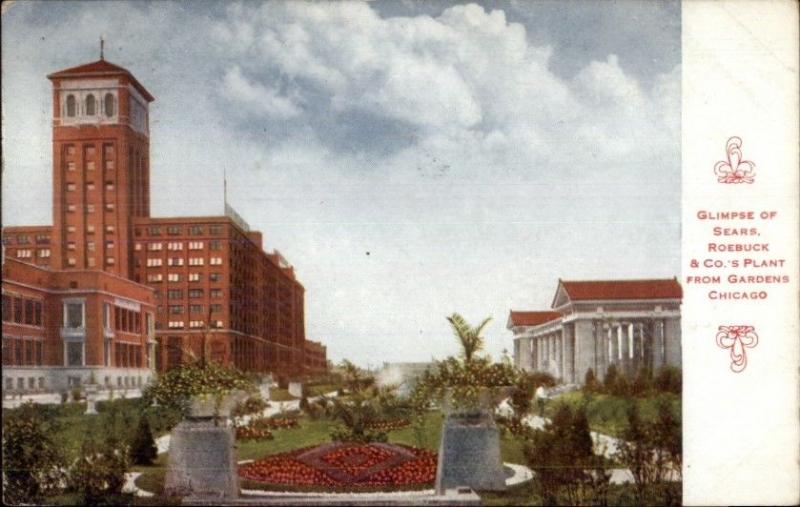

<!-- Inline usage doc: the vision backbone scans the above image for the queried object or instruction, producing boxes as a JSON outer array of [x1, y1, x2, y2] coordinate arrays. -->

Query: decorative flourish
[[714, 137, 756, 183], [715, 326, 759, 372]]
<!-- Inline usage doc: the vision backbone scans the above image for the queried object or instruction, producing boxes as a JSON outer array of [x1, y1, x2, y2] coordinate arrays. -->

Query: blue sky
[[1, 0, 681, 367]]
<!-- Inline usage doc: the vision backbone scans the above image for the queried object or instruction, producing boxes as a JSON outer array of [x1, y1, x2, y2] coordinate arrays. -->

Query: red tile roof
[[559, 278, 682, 302], [48, 59, 154, 102], [508, 311, 562, 327]]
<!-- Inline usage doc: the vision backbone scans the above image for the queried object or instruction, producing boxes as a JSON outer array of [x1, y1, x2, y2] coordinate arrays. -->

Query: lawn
[[543, 390, 681, 437], [268, 388, 298, 401]]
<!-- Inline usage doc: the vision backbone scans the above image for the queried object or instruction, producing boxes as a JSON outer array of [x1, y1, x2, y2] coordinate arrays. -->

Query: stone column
[[563, 326, 574, 383]]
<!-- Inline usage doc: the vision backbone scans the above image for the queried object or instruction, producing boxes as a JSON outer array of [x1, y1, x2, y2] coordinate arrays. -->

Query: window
[[209, 240, 222, 250], [24, 300, 34, 325], [86, 204, 95, 213], [86, 225, 95, 233], [148, 242, 163, 251], [67, 258, 76, 266], [87, 257, 96, 267], [188, 257, 204, 266], [106, 182, 115, 191], [167, 273, 180, 282], [33, 301, 42, 326], [64, 302, 84, 328], [190, 320, 204, 329], [38, 249, 51, 258], [189, 225, 203, 236], [66, 95, 76, 116], [104, 93, 115, 116], [67, 226, 76, 233], [188, 241, 203, 250], [169, 305, 184, 315], [105, 225, 115, 233], [210, 289, 222, 298], [210, 304, 222, 313], [209, 273, 222, 282], [86, 182, 96, 191], [209, 225, 223, 235], [188, 273, 201, 282], [66, 183, 76, 192], [189, 304, 203, 314], [16, 249, 32, 259], [86, 161, 95, 171], [147, 273, 163, 283], [35, 234, 49, 244], [167, 242, 183, 251], [209, 257, 223, 265], [87, 242, 95, 252], [85, 95, 96, 115], [106, 241, 114, 249], [148, 226, 162, 236], [168, 321, 184, 329], [168, 257, 184, 266], [167, 290, 183, 299], [66, 342, 83, 366], [146, 258, 162, 267], [105, 160, 115, 170], [2, 294, 11, 322], [106, 257, 115, 265], [212, 320, 224, 329], [167, 226, 182, 235], [105, 203, 115, 211], [67, 161, 76, 171], [188, 289, 203, 299]]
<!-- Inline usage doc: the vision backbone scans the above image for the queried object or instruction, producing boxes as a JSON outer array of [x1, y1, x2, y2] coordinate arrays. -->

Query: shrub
[[71, 387, 83, 402], [129, 416, 158, 466], [603, 364, 619, 392], [503, 370, 556, 437], [631, 367, 653, 397], [584, 368, 600, 393], [2, 402, 67, 504], [232, 395, 269, 417], [655, 366, 681, 394], [69, 437, 130, 505], [526, 404, 610, 505]]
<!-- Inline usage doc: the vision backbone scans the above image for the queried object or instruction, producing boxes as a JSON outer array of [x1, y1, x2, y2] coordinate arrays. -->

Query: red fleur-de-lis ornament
[[716, 325, 759, 372], [714, 137, 756, 184]]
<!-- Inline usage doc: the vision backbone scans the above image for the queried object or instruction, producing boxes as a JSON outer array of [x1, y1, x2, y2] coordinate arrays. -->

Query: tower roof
[[48, 59, 154, 102]]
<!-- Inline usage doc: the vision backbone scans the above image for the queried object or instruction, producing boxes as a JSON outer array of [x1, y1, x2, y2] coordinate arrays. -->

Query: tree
[[129, 416, 158, 466], [446, 313, 491, 363], [2, 402, 66, 504]]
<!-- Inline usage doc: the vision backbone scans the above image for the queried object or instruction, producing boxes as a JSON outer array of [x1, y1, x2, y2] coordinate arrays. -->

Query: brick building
[[304, 340, 328, 375], [2, 55, 326, 390], [509, 278, 682, 384]]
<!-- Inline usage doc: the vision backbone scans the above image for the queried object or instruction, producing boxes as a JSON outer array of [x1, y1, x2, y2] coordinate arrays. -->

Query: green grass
[[544, 390, 681, 437], [268, 388, 298, 401], [305, 383, 341, 397]]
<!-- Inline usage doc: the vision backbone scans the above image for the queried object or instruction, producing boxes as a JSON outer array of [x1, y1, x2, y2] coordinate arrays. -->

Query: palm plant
[[447, 313, 492, 363]]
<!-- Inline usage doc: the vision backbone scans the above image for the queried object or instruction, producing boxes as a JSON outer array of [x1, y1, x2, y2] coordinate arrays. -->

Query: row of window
[[115, 343, 143, 368], [139, 241, 221, 251], [14, 249, 50, 259], [2, 294, 44, 327], [137, 224, 225, 237], [144, 257, 224, 267], [66, 181, 116, 192], [65, 224, 115, 234], [64, 93, 115, 118], [167, 304, 223, 314], [2, 337, 44, 366], [2, 234, 50, 246], [146, 272, 223, 283], [66, 257, 114, 267], [65, 159, 115, 171], [66, 203, 117, 213], [166, 320, 223, 329], [162, 289, 223, 299]]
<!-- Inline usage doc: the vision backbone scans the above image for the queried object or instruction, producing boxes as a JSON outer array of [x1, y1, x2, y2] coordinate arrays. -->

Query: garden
[[2, 314, 682, 506]]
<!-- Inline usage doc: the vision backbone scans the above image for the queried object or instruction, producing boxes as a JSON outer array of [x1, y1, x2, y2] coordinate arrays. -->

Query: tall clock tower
[[47, 56, 154, 277]]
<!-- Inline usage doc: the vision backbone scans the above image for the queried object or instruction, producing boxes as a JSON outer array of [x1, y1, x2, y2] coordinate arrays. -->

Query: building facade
[[2, 55, 325, 390], [509, 279, 682, 384], [2, 258, 156, 393]]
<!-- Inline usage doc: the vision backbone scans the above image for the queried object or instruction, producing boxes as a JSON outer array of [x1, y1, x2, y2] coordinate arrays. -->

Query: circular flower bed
[[239, 442, 436, 489]]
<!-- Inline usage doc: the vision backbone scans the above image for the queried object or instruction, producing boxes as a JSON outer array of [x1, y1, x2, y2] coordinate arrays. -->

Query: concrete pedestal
[[165, 418, 239, 499], [435, 411, 506, 493]]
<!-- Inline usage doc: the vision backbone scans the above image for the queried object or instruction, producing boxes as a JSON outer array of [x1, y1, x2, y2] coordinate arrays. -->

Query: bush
[[603, 364, 619, 392], [526, 404, 610, 505], [655, 366, 681, 394], [71, 387, 83, 402], [232, 395, 269, 417], [631, 367, 653, 397], [2, 402, 67, 504], [584, 368, 600, 393], [129, 416, 158, 466], [69, 437, 130, 505]]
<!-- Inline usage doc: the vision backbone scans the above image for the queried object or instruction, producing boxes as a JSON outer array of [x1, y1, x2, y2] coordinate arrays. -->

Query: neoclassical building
[[509, 278, 682, 384]]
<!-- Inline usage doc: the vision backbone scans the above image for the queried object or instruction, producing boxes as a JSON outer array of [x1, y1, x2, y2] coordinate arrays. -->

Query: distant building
[[304, 340, 328, 375], [509, 278, 682, 384], [2, 55, 325, 391]]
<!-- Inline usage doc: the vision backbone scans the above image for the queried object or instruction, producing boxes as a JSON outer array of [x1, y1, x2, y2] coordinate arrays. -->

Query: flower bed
[[238, 442, 436, 489], [236, 419, 275, 441], [264, 417, 299, 430], [364, 419, 411, 432]]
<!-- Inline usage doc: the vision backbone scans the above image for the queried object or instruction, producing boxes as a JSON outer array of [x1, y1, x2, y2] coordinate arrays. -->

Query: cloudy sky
[[2, 0, 681, 367]]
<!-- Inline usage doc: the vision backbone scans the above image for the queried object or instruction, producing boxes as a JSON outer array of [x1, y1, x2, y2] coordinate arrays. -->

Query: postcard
[[1, 1, 797, 506]]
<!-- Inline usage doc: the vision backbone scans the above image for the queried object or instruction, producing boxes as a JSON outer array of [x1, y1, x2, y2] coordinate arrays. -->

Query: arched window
[[86, 95, 96, 116], [104, 93, 115, 117], [66, 95, 76, 117]]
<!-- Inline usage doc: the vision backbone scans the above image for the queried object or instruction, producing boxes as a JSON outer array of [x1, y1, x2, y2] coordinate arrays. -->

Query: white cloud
[[222, 66, 301, 119]]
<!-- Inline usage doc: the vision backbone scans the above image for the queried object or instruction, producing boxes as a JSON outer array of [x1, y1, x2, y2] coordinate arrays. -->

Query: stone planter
[[435, 386, 511, 494]]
